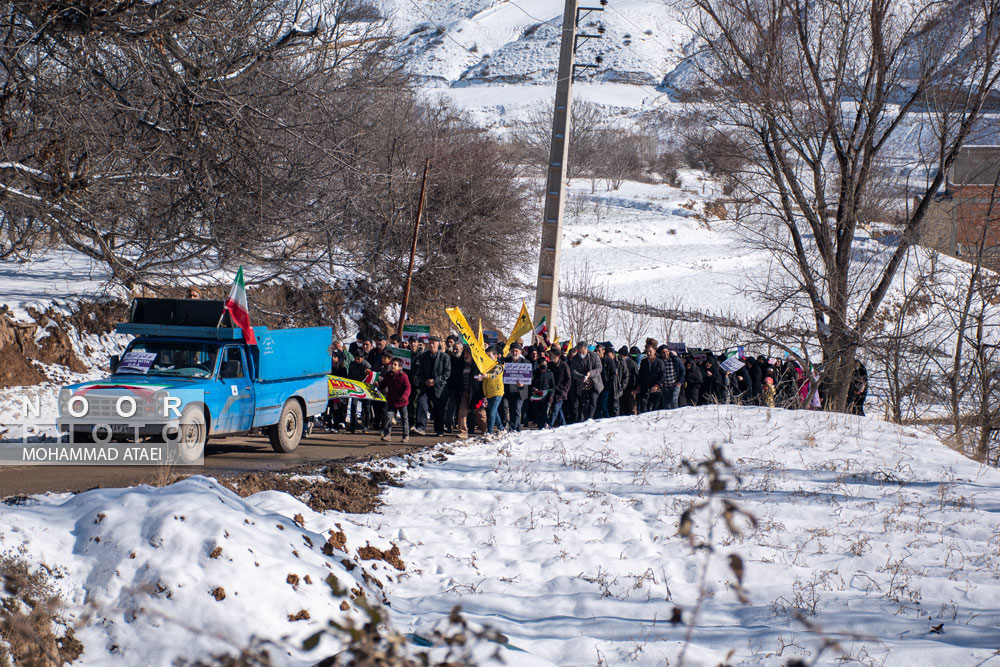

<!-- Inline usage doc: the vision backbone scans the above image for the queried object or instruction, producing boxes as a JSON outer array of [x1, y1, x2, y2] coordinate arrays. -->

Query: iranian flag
[[533, 315, 547, 337], [224, 266, 257, 345]]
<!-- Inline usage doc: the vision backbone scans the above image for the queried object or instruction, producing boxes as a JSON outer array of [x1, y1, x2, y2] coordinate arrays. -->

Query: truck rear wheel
[[268, 400, 303, 453], [175, 406, 207, 464]]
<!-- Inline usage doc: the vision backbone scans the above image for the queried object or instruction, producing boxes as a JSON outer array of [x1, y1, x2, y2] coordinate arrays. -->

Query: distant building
[[919, 146, 1000, 267]]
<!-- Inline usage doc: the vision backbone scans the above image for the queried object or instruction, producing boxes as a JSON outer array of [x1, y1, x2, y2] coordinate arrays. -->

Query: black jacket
[[550, 359, 572, 401], [622, 357, 639, 392], [638, 356, 664, 392], [348, 358, 371, 382], [601, 355, 622, 397], [418, 350, 452, 399], [447, 353, 466, 395]]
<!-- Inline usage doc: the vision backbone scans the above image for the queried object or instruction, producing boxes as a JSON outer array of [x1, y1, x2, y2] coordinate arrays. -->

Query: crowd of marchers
[[321, 333, 870, 442]]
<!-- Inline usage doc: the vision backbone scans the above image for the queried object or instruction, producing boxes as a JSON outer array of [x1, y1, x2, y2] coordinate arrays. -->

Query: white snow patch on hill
[[0, 248, 119, 322]]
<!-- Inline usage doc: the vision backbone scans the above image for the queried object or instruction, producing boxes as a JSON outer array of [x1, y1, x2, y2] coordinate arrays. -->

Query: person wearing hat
[[502, 341, 530, 431], [546, 346, 571, 427], [185, 285, 202, 299], [568, 340, 603, 422], [347, 346, 373, 433], [413, 335, 451, 436], [368, 333, 389, 368], [474, 346, 505, 436], [619, 345, 640, 416], [443, 335, 464, 433]]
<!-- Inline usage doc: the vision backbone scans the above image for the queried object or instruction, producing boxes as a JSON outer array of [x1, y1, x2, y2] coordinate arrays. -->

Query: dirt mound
[[0, 300, 128, 387], [0, 311, 46, 385], [220, 465, 400, 514]]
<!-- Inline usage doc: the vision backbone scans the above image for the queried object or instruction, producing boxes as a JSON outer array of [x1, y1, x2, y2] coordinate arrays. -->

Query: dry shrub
[[0, 551, 83, 666]]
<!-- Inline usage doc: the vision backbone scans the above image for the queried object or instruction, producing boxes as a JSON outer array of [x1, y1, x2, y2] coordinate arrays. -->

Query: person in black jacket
[[569, 341, 603, 422], [443, 340, 464, 432], [848, 359, 868, 416], [745, 356, 762, 405], [700, 357, 721, 404], [638, 339, 664, 413], [503, 342, 531, 431], [602, 343, 625, 417], [619, 346, 639, 416], [529, 356, 555, 428], [547, 346, 571, 427], [683, 357, 703, 407], [413, 336, 452, 436], [346, 352, 372, 433]]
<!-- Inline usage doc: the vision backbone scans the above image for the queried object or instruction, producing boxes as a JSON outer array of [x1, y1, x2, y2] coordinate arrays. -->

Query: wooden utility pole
[[398, 158, 430, 338], [533, 0, 603, 333]]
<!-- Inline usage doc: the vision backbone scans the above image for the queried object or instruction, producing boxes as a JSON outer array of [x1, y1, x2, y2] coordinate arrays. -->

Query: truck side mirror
[[110, 354, 120, 373]]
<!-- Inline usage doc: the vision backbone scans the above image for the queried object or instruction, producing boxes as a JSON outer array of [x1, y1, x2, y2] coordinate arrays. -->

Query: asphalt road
[[0, 429, 454, 498]]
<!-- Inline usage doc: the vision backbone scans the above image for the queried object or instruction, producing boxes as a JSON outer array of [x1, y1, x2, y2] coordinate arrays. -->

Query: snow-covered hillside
[[377, 0, 688, 124], [3, 408, 998, 665]]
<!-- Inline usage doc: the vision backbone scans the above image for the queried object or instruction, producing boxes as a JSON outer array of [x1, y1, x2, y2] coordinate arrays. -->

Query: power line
[[406, 0, 480, 56], [506, 0, 559, 25]]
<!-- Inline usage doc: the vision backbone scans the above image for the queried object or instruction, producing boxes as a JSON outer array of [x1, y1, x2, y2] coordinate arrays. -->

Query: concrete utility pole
[[398, 158, 430, 339], [532, 0, 604, 335]]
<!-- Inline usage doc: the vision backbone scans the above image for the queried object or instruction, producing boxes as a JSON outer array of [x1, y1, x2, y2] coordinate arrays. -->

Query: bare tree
[[0, 0, 394, 286], [614, 299, 653, 349], [866, 253, 945, 423], [673, 0, 1000, 410], [512, 99, 609, 181], [560, 261, 611, 343]]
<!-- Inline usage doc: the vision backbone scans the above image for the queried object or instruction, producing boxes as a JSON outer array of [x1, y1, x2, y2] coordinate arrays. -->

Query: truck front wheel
[[175, 406, 207, 464], [268, 400, 303, 453]]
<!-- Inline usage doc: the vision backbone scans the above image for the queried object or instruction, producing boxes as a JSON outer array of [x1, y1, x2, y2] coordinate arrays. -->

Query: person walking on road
[[378, 358, 411, 443], [413, 335, 452, 437]]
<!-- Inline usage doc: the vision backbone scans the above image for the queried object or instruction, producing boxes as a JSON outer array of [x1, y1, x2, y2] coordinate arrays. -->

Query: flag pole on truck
[[219, 266, 257, 346]]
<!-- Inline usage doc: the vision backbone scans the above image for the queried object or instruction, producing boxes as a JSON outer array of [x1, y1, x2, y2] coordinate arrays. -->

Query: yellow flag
[[504, 301, 534, 356], [477, 318, 485, 350], [446, 307, 496, 374]]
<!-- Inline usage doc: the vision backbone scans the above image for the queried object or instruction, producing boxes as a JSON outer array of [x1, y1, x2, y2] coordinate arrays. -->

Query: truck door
[[218, 346, 255, 434]]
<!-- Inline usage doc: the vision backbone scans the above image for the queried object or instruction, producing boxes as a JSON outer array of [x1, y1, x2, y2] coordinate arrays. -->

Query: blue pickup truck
[[56, 298, 331, 463]]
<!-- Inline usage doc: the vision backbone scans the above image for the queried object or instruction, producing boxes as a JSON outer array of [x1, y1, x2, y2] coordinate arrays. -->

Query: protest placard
[[503, 362, 533, 384], [387, 347, 412, 370], [667, 342, 687, 355], [401, 324, 430, 343], [484, 330, 499, 347], [719, 356, 745, 373]]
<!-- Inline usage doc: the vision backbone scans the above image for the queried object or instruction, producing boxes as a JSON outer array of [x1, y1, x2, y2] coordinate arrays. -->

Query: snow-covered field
[[3, 408, 999, 665]]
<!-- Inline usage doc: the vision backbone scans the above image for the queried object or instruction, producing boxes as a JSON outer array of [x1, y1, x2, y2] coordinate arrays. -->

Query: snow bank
[[0, 476, 400, 665], [369, 407, 1000, 666], [3, 404, 999, 665]]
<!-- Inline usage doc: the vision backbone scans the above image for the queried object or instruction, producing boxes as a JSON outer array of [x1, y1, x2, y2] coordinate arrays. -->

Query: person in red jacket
[[378, 358, 411, 443]]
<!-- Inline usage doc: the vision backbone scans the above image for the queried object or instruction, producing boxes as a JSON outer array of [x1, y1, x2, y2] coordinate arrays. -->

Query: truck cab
[[57, 298, 331, 463]]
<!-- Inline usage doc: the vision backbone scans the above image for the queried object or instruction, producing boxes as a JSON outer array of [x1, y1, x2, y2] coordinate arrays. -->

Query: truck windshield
[[116, 341, 220, 378]]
